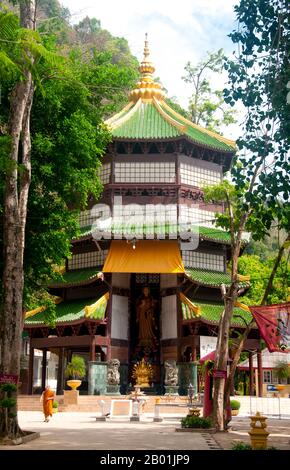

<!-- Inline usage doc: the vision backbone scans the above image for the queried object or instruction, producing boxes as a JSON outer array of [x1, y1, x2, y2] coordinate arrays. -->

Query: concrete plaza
[[1, 411, 290, 450]]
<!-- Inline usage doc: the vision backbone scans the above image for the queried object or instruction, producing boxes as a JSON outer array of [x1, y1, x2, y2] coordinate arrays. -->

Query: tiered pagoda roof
[[106, 35, 236, 155]]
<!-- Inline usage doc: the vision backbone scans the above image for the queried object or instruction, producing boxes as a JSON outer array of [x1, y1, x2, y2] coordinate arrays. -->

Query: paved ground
[[1, 412, 213, 450], [1, 412, 290, 450]]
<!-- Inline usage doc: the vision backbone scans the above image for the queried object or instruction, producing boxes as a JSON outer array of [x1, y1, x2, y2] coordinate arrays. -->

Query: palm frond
[[0, 11, 19, 41], [0, 50, 21, 74]]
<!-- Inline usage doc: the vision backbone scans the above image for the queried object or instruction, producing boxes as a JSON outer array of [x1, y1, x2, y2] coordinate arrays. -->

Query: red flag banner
[[249, 303, 290, 352]]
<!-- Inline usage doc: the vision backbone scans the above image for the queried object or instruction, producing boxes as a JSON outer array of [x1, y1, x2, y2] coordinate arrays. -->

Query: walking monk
[[40, 385, 55, 422]]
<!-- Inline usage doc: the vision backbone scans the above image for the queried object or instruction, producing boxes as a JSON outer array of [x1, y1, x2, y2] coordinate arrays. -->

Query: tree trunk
[[212, 235, 241, 431], [212, 285, 237, 431], [223, 231, 290, 426], [0, 0, 36, 440]]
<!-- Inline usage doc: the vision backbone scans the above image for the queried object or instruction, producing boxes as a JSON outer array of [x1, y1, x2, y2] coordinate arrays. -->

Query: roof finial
[[143, 33, 149, 61], [129, 35, 165, 102]]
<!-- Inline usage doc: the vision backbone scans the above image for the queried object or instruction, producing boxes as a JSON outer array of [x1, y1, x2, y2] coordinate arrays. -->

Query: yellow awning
[[102, 240, 185, 273]]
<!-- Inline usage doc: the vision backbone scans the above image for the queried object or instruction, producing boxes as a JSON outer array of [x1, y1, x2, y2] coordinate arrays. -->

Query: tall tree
[[0, 4, 139, 441], [182, 49, 235, 132], [0, 0, 38, 439], [205, 0, 290, 432]]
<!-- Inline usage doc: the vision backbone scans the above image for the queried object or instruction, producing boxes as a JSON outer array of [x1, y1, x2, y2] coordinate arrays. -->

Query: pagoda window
[[148, 143, 160, 154], [67, 249, 108, 270], [116, 142, 127, 154], [182, 250, 225, 272], [79, 204, 111, 229], [132, 142, 143, 154], [180, 162, 221, 187], [135, 274, 160, 284], [180, 205, 215, 227], [164, 142, 175, 153], [115, 162, 175, 183], [98, 163, 111, 184]]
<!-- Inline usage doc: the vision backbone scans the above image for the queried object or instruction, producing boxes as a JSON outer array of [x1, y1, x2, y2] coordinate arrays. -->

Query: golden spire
[[130, 34, 165, 102]]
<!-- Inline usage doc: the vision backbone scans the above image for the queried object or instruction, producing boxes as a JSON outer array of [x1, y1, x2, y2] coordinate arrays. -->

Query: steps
[[18, 394, 190, 413]]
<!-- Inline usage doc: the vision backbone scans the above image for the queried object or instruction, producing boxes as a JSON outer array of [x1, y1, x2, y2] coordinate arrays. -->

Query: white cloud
[[61, 0, 241, 138]]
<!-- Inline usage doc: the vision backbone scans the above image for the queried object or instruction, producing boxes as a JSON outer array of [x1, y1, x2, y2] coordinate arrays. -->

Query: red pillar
[[203, 367, 213, 418], [257, 349, 263, 397]]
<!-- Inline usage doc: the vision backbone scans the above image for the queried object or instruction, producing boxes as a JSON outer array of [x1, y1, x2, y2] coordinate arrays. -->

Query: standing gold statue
[[136, 286, 157, 347]]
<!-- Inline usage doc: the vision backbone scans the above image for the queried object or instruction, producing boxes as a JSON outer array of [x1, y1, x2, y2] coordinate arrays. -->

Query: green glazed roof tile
[[181, 299, 253, 327], [25, 296, 108, 326], [185, 268, 250, 288], [109, 100, 236, 153], [112, 102, 181, 139], [73, 224, 233, 245], [161, 103, 235, 152], [49, 268, 102, 288]]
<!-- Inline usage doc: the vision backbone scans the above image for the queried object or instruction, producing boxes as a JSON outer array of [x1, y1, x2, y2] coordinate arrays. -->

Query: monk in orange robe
[[41, 385, 55, 422]]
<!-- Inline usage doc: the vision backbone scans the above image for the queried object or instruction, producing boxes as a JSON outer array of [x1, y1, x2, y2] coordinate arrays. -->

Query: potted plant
[[52, 400, 59, 413], [273, 361, 290, 390], [65, 355, 86, 390], [230, 399, 241, 416]]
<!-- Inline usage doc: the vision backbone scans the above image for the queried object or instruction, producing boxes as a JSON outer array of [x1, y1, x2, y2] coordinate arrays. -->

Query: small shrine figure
[[164, 360, 178, 386], [107, 358, 120, 385], [132, 358, 153, 388]]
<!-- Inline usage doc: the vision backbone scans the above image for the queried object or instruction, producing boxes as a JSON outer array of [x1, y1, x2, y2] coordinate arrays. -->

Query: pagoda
[[23, 37, 259, 395]]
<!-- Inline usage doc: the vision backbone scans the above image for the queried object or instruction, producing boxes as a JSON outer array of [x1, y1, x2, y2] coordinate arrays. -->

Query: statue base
[[164, 385, 179, 395], [105, 384, 120, 395]]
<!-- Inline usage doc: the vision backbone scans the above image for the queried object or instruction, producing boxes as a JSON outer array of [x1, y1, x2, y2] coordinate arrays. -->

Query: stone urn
[[66, 379, 82, 390]]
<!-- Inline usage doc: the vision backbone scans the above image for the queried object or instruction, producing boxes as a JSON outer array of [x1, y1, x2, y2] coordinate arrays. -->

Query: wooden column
[[106, 281, 113, 362], [249, 351, 254, 396], [192, 345, 197, 361], [257, 349, 263, 397], [28, 346, 34, 395], [90, 336, 96, 362], [41, 348, 47, 391], [176, 289, 183, 362], [56, 348, 65, 395]]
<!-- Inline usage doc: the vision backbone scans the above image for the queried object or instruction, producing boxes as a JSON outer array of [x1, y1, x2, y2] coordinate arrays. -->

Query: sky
[[61, 0, 240, 138]]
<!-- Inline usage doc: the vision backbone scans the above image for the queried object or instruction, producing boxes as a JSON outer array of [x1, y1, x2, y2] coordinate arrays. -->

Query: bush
[[181, 416, 212, 428], [231, 442, 278, 451], [230, 399, 241, 410], [232, 441, 252, 450], [52, 400, 58, 408]]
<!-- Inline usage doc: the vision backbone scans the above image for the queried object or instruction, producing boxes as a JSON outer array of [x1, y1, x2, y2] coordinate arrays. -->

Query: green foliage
[[230, 400, 241, 410], [0, 383, 17, 393], [273, 361, 290, 381], [231, 441, 252, 450], [0, 2, 139, 315], [182, 49, 236, 132], [165, 98, 190, 119], [0, 397, 16, 408], [181, 416, 212, 429], [65, 356, 86, 380], [231, 441, 278, 451], [238, 254, 289, 305], [223, 0, 289, 236]]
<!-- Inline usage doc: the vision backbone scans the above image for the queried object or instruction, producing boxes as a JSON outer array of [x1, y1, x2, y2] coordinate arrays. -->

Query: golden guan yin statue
[[132, 359, 153, 388], [136, 286, 157, 348]]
